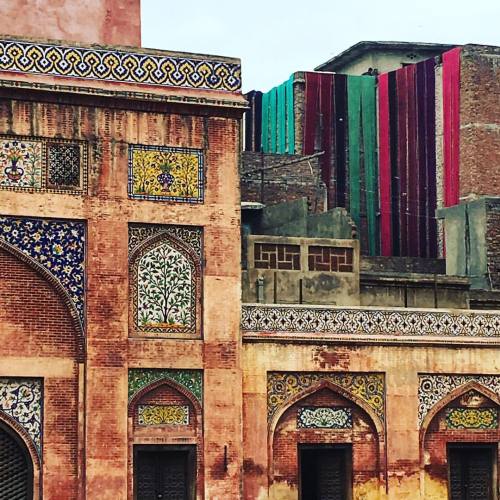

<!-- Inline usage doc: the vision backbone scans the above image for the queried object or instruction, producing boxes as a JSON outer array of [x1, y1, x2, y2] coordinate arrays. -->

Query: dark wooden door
[[0, 425, 32, 500], [449, 446, 494, 500], [135, 448, 193, 500], [300, 446, 352, 500]]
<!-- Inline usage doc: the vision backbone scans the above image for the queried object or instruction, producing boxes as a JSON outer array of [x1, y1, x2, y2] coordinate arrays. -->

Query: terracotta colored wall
[[0, 248, 80, 498], [0, 0, 141, 46], [0, 87, 242, 499]]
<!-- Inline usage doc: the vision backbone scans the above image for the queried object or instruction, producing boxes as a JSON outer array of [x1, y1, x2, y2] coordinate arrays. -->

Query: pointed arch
[[0, 240, 85, 360]]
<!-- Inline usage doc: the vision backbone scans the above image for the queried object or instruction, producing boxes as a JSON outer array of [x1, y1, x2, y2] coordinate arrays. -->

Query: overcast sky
[[142, 0, 500, 93]]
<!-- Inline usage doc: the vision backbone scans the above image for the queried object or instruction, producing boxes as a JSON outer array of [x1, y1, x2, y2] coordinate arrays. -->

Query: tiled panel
[[418, 374, 500, 424], [254, 243, 300, 270], [297, 407, 353, 429], [0, 39, 242, 91], [128, 145, 204, 203], [0, 216, 86, 329], [128, 369, 203, 405], [308, 246, 353, 272], [0, 378, 42, 455], [47, 143, 82, 189], [267, 372, 384, 422], [445, 408, 498, 429], [138, 405, 189, 426], [0, 138, 42, 189]]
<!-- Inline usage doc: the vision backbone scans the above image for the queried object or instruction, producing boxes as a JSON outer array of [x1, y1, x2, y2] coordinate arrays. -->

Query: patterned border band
[[0, 39, 241, 92]]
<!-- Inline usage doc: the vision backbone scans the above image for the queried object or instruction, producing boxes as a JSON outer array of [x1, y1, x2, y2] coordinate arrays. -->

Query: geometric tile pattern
[[0, 378, 42, 455], [0, 216, 86, 329], [138, 405, 189, 426], [254, 243, 300, 270], [0, 135, 87, 194], [129, 224, 202, 335], [242, 304, 500, 338], [297, 407, 352, 429], [47, 143, 81, 188], [128, 145, 204, 203], [128, 369, 203, 405], [0, 39, 242, 92], [308, 246, 353, 272], [418, 374, 500, 424], [445, 408, 498, 429], [268, 372, 385, 422]]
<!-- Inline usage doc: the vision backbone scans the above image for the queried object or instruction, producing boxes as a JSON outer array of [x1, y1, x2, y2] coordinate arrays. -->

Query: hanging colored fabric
[[334, 74, 348, 208], [286, 74, 295, 154], [277, 83, 286, 153], [261, 91, 269, 152], [269, 87, 278, 153], [378, 73, 392, 256], [396, 68, 408, 256], [388, 72, 400, 256], [347, 76, 362, 230], [361, 76, 378, 256], [319, 73, 334, 191], [443, 47, 461, 207], [303, 72, 320, 155]]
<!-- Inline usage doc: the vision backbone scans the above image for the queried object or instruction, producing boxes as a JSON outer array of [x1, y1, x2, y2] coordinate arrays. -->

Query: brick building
[[0, 2, 500, 500]]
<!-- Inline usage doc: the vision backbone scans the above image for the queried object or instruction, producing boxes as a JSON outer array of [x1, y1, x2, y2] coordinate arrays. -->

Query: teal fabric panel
[[361, 76, 379, 255], [347, 76, 361, 229], [269, 87, 278, 153], [277, 83, 286, 153], [261, 91, 269, 152], [286, 74, 295, 154]]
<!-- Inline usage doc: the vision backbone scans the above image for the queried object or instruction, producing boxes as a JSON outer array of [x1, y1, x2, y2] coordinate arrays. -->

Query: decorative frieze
[[297, 407, 352, 429], [445, 408, 498, 429], [0, 39, 241, 92], [138, 405, 189, 426], [242, 304, 500, 339]]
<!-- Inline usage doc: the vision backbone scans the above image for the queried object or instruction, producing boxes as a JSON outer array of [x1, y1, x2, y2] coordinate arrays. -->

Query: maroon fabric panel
[[303, 72, 320, 155], [406, 65, 419, 256], [334, 74, 348, 208], [319, 73, 334, 194], [396, 69, 408, 256]]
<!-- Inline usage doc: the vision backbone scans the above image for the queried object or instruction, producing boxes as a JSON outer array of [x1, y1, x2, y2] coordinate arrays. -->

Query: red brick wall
[[272, 388, 380, 488]]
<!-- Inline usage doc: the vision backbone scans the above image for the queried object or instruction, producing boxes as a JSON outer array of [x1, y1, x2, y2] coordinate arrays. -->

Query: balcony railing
[[241, 303, 500, 344]]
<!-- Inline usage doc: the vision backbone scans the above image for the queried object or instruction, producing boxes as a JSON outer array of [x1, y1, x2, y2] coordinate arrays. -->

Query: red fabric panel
[[319, 73, 334, 192], [443, 47, 461, 206], [378, 73, 392, 256], [303, 72, 320, 155], [396, 68, 408, 256]]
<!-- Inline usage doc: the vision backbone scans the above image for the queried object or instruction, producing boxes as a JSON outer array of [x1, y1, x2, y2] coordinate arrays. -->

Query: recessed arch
[[0, 240, 85, 360]]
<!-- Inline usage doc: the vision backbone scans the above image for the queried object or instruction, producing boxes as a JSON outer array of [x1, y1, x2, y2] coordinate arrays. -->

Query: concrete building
[[0, 3, 500, 500]]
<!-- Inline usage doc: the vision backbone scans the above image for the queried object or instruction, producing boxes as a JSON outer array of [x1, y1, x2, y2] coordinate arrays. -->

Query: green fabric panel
[[361, 76, 379, 255], [286, 74, 295, 154], [347, 76, 362, 229], [277, 83, 286, 153], [269, 87, 278, 153], [261, 91, 269, 152]]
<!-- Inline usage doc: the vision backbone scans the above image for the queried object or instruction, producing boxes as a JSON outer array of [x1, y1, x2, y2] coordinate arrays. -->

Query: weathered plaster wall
[[0, 0, 141, 46]]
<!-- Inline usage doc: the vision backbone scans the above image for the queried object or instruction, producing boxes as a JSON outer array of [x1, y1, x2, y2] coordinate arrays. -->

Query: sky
[[141, 0, 500, 93]]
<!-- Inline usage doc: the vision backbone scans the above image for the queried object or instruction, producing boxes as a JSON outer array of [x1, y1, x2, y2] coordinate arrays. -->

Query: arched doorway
[[0, 422, 33, 499]]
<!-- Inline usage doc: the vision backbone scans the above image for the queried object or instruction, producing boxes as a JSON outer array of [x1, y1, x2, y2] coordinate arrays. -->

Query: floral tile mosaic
[[138, 405, 189, 426], [0, 136, 87, 194], [128, 145, 204, 203], [129, 224, 202, 335], [0, 39, 242, 92], [128, 369, 203, 404], [445, 408, 498, 429], [418, 374, 500, 424], [0, 378, 42, 455], [0, 216, 86, 329], [297, 407, 352, 429], [267, 372, 385, 422]]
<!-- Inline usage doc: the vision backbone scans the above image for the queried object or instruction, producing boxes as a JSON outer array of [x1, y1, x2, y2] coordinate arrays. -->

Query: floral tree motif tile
[[0, 378, 43, 455], [138, 405, 189, 426], [267, 372, 385, 422], [0, 138, 43, 189], [0, 216, 86, 329], [297, 407, 352, 429], [129, 224, 202, 335], [47, 143, 82, 189], [418, 374, 500, 424], [128, 145, 204, 203], [445, 408, 498, 429], [128, 369, 203, 404]]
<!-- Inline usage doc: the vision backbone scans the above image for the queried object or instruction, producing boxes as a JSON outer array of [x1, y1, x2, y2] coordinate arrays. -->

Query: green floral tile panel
[[128, 369, 202, 404], [445, 408, 498, 429], [297, 407, 353, 429], [138, 405, 189, 426]]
